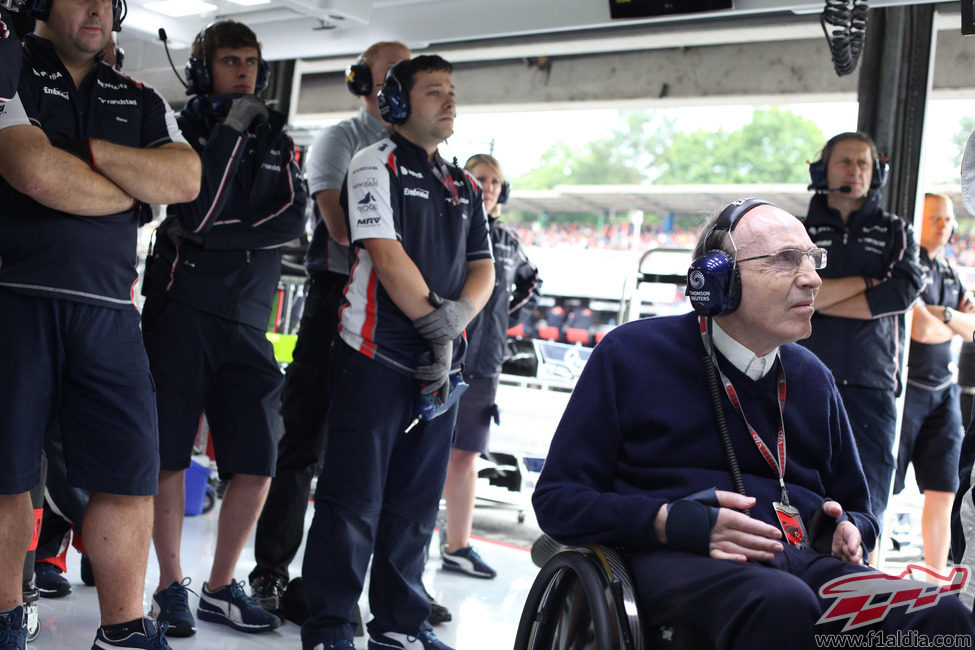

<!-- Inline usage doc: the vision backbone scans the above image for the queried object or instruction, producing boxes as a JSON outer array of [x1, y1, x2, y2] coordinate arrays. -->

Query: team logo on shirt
[[43, 86, 69, 101], [404, 187, 429, 200], [400, 166, 424, 179], [356, 192, 378, 215], [353, 178, 378, 190]]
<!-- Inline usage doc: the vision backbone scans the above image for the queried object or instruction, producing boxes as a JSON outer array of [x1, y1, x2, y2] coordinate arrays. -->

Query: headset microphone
[[809, 185, 852, 194], [158, 28, 189, 90]]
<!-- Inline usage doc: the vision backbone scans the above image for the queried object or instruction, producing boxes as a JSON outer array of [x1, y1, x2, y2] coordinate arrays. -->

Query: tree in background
[[514, 106, 823, 190]]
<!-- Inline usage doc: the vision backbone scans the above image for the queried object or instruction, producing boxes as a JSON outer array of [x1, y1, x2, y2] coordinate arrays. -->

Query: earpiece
[[29, 0, 126, 32], [498, 180, 511, 205], [377, 59, 411, 125], [345, 58, 372, 96], [185, 23, 269, 96], [687, 198, 772, 317]]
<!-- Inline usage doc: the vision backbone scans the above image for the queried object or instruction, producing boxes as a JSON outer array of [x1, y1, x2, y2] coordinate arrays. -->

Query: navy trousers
[[301, 342, 457, 646]]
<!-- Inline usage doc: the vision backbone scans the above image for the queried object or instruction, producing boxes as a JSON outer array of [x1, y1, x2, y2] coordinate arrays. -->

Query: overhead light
[[144, 1, 217, 17], [227, 0, 271, 5]]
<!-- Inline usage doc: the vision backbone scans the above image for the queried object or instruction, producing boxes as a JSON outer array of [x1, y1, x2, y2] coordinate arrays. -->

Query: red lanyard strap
[[700, 317, 791, 505]]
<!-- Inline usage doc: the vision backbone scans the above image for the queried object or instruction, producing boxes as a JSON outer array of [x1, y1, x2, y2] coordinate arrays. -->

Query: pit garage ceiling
[[116, 0, 953, 93]]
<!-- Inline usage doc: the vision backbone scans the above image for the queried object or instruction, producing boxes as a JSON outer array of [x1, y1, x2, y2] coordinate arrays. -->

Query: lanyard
[[699, 317, 792, 505], [430, 157, 460, 207]]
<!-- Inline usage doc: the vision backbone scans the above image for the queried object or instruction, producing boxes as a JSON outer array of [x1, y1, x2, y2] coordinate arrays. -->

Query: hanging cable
[[820, 0, 870, 77]]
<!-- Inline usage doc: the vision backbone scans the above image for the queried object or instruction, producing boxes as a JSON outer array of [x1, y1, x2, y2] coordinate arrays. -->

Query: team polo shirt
[[339, 132, 493, 375], [304, 107, 387, 275], [0, 34, 185, 309], [907, 248, 966, 388]]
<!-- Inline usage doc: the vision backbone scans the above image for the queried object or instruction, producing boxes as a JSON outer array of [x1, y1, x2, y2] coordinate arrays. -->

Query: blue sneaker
[[197, 580, 281, 633], [0, 606, 26, 650], [441, 545, 497, 579], [34, 562, 72, 598], [151, 579, 196, 637], [91, 618, 170, 649], [368, 629, 453, 650]]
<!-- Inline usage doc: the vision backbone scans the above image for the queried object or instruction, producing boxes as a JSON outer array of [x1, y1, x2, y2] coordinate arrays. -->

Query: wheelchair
[[514, 537, 713, 650]]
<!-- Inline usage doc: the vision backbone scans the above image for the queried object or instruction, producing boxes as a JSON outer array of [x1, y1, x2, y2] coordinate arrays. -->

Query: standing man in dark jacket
[[141, 19, 306, 639], [0, 0, 201, 647], [800, 132, 927, 524], [440, 154, 540, 579]]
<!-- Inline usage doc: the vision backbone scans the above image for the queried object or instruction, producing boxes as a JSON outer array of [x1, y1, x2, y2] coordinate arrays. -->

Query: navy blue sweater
[[533, 312, 878, 553]]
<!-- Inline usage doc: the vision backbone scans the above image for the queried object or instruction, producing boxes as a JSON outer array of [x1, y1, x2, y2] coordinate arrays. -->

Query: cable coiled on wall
[[820, 0, 870, 77]]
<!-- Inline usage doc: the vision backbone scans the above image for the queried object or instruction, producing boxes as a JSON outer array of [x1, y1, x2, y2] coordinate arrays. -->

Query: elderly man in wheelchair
[[526, 200, 975, 650]]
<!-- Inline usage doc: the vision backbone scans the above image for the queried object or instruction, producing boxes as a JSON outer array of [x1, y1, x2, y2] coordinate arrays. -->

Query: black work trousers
[[252, 270, 347, 580]]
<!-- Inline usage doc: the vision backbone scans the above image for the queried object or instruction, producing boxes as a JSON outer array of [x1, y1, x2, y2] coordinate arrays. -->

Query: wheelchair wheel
[[514, 546, 643, 650]]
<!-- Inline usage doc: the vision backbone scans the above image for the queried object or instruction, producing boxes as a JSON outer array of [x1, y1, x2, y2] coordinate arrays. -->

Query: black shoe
[[34, 562, 71, 598], [421, 584, 451, 626], [248, 571, 287, 615]]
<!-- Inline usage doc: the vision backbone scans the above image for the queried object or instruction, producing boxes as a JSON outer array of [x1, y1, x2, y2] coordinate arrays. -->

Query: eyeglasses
[[737, 247, 828, 271]]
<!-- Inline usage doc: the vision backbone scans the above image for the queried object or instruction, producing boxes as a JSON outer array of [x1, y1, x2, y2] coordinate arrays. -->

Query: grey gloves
[[414, 341, 453, 397], [413, 296, 475, 345], [223, 95, 268, 134]]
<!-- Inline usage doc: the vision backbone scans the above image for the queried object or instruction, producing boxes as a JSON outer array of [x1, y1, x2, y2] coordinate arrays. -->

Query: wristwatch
[[944, 306, 954, 324]]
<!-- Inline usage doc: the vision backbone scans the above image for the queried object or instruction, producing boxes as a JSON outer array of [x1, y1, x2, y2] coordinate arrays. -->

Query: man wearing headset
[[799, 132, 926, 528], [533, 199, 973, 649], [141, 19, 306, 639], [248, 40, 414, 617], [300, 55, 494, 650], [0, 0, 201, 648], [895, 193, 975, 577]]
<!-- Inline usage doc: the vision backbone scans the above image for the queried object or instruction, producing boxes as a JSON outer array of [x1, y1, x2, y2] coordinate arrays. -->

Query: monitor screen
[[609, 0, 733, 20], [963, 0, 975, 35]]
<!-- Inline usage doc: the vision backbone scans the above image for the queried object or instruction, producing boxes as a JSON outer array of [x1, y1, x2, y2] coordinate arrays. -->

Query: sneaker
[[441, 545, 497, 579], [0, 606, 26, 650], [308, 642, 355, 650], [420, 584, 451, 626], [22, 581, 39, 643], [151, 579, 196, 638], [81, 554, 96, 587], [91, 618, 170, 649], [248, 571, 287, 614], [197, 580, 281, 633], [368, 630, 453, 650], [34, 562, 72, 598]]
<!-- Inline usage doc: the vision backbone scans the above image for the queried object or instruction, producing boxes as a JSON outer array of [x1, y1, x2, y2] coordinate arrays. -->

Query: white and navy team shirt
[[339, 132, 493, 375], [0, 34, 186, 309]]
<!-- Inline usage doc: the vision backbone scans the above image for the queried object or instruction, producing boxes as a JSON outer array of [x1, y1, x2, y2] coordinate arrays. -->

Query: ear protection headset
[[185, 23, 269, 96], [345, 57, 372, 96], [808, 133, 888, 191], [29, 0, 126, 32], [498, 180, 511, 205], [687, 198, 773, 317], [377, 58, 412, 125]]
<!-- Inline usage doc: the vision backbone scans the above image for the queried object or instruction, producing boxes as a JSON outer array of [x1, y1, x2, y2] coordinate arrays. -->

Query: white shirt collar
[[711, 321, 779, 381]]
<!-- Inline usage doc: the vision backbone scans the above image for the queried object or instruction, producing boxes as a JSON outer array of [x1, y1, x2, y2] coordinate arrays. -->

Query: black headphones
[[345, 57, 372, 96], [687, 198, 773, 317], [498, 180, 511, 205], [185, 23, 269, 96], [377, 58, 411, 125], [808, 134, 889, 191], [29, 0, 126, 32]]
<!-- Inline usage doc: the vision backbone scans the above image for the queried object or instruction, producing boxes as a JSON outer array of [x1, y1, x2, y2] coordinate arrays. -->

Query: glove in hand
[[415, 341, 453, 399], [413, 297, 475, 345], [223, 95, 268, 134]]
